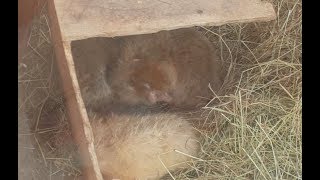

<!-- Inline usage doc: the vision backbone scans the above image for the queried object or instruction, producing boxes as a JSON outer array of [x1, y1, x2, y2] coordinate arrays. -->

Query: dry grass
[[18, 0, 301, 179], [18, 4, 81, 180], [172, 0, 302, 179]]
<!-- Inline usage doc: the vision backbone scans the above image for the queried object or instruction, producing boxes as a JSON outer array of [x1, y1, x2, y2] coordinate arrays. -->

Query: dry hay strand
[[173, 0, 301, 179], [18, 3, 81, 179]]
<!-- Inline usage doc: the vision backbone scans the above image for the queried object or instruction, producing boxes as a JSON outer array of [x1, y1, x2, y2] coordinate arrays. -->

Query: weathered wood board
[[48, 0, 104, 179], [53, 0, 276, 41]]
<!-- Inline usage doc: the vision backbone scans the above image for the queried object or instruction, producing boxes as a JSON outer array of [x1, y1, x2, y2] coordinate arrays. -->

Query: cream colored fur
[[90, 113, 200, 180]]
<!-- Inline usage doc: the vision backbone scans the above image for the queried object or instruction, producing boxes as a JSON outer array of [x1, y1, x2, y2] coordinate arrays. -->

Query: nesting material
[[18, 0, 301, 179], [18, 6, 82, 179]]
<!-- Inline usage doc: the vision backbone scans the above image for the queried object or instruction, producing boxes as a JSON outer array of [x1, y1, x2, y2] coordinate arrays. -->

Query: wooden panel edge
[[60, 0, 277, 41], [47, 0, 103, 179]]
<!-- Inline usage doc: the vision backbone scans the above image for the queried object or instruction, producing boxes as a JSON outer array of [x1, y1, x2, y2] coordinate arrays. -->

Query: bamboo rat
[[90, 112, 200, 180], [106, 28, 224, 109]]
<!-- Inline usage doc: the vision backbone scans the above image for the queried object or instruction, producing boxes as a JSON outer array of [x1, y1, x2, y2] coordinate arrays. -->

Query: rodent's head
[[114, 59, 177, 105], [130, 59, 177, 105]]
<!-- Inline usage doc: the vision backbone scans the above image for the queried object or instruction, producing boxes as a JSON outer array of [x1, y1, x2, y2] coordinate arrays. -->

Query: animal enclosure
[[18, 0, 303, 180], [47, 1, 275, 178]]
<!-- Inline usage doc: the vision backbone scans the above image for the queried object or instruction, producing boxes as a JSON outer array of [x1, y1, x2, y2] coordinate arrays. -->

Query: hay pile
[[18, 5, 81, 179], [173, 0, 302, 179], [18, 0, 301, 179]]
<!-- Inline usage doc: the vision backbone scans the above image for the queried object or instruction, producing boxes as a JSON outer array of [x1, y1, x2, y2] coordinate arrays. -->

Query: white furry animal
[[90, 112, 200, 180]]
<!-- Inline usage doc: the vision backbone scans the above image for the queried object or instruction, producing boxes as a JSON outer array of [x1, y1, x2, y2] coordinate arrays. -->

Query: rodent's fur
[[71, 37, 120, 111], [90, 112, 200, 180], [107, 28, 224, 109]]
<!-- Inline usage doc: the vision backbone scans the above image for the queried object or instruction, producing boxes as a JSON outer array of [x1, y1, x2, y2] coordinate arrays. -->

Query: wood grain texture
[[53, 0, 276, 41], [48, 0, 103, 179]]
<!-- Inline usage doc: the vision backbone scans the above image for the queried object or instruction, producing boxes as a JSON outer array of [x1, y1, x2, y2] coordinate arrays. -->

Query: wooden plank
[[48, 1, 103, 180], [53, 0, 276, 41]]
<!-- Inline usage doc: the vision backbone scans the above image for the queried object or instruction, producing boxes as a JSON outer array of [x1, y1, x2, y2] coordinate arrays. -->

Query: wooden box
[[47, 0, 276, 179]]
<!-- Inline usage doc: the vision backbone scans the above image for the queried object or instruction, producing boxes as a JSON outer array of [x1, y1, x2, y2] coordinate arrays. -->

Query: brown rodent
[[71, 37, 121, 111], [90, 112, 200, 180], [106, 28, 224, 109]]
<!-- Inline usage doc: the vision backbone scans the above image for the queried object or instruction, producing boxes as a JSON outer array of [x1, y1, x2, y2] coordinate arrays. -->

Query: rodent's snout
[[147, 90, 173, 104]]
